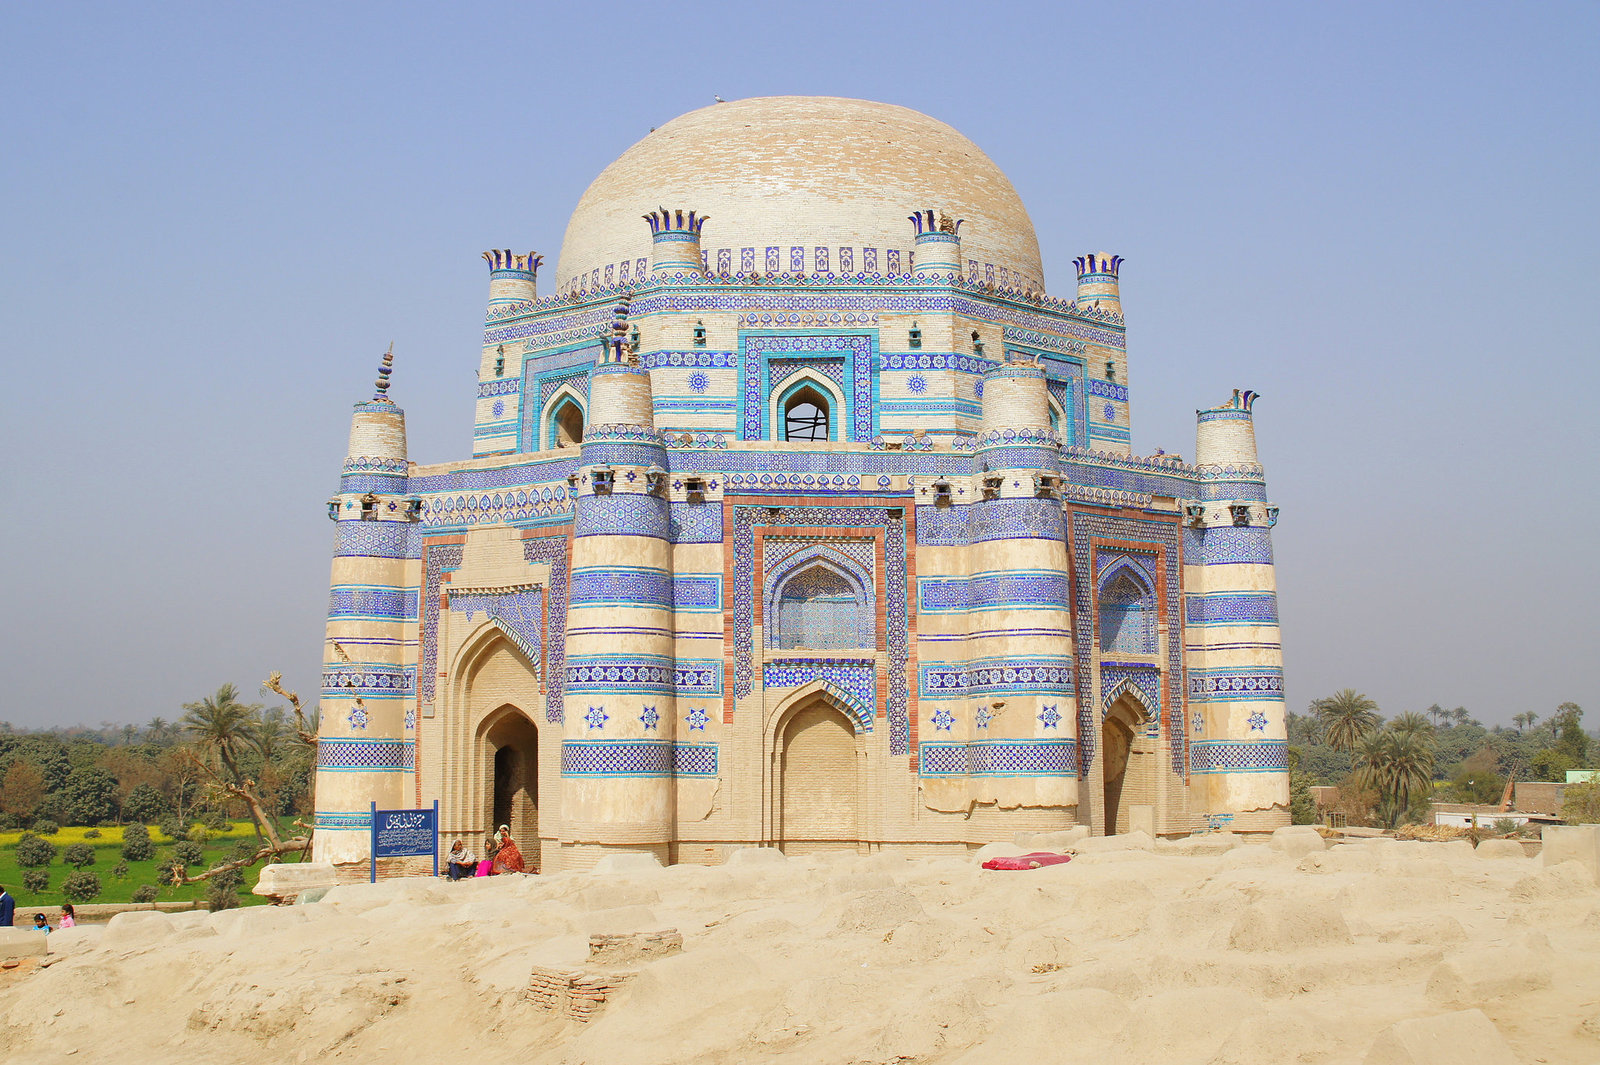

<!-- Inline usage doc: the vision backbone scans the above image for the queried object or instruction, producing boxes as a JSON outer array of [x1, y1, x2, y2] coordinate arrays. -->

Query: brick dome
[[554, 96, 1043, 293]]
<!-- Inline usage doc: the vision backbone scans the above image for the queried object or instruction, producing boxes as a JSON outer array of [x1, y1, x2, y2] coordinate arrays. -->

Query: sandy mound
[[2, 838, 1599, 1064]]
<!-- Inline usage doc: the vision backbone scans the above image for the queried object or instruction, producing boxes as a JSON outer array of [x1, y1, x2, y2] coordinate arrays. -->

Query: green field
[[0, 821, 298, 910]]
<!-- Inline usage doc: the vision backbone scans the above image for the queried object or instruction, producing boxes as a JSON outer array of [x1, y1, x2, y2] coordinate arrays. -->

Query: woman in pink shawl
[[490, 825, 526, 874]]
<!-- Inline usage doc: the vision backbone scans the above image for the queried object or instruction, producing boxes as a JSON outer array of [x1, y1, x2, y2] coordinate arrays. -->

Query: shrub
[[0, 813, 19, 831], [112, 861, 129, 879], [83, 828, 101, 839], [131, 885, 159, 904], [1492, 817, 1521, 836], [62, 842, 96, 868], [1564, 779, 1600, 825], [157, 816, 184, 842], [31, 819, 59, 836], [202, 809, 231, 831], [61, 871, 101, 903], [154, 861, 183, 887], [121, 823, 153, 862], [186, 824, 211, 844], [21, 869, 49, 893], [232, 839, 258, 862], [121, 783, 168, 824], [14, 833, 56, 869], [173, 840, 204, 866], [206, 868, 243, 912]]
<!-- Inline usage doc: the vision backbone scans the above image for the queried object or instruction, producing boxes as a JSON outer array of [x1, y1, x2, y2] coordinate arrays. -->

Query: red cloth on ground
[[980, 852, 1072, 870]]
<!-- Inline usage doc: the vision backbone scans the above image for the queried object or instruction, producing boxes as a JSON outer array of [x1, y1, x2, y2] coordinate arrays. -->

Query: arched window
[[551, 398, 584, 448], [1098, 567, 1156, 654], [783, 385, 830, 442], [774, 564, 866, 649]]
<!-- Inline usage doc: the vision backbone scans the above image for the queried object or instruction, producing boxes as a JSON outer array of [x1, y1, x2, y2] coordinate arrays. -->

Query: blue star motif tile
[[1193, 711, 1205, 735], [1248, 710, 1268, 732], [687, 371, 709, 393], [347, 706, 368, 730], [491, 399, 505, 418], [1103, 402, 1116, 421], [932, 706, 956, 732], [907, 373, 927, 394], [975, 705, 992, 730], [1038, 704, 1061, 729], [639, 705, 659, 731], [685, 706, 710, 731], [584, 705, 609, 730]]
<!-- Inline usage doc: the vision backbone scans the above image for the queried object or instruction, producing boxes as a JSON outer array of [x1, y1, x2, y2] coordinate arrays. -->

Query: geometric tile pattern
[[1185, 593, 1280, 626], [523, 535, 572, 723], [967, 571, 1072, 610], [742, 333, 874, 442], [672, 575, 723, 611], [449, 588, 546, 673], [675, 660, 724, 697], [316, 738, 416, 772], [327, 585, 418, 621], [1187, 668, 1285, 702], [418, 543, 465, 706], [333, 521, 417, 560], [1189, 740, 1289, 774], [570, 566, 673, 610], [1069, 512, 1185, 776], [560, 740, 673, 777], [1193, 525, 1275, 566], [917, 739, 1078, 777], [1101, 662, 1160, 716], [919, 656, 1075, 698], [322, 664, 415, 699], [732, 505, 910, 754], [566, 655, 675, 693], [673, 743, 719, 777], [763, 658, 876, 731]]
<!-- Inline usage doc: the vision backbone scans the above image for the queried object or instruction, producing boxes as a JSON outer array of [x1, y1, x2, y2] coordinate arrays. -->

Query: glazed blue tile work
[[763, 658, 876, 730], [1189, 740, 1288, 774], [328, 585, 418, 621], [322, 664, 415, 700], [918, 739, 1078, 777], [449, 588, 546, 670], [334, 522, 419, 560], [1188, 668, 1284, 701], [317, 738, 416, 772], [918, 656, 1075, 699], [1185, 593, 1279, 626], [569, 566, 673, 610], [1069, 511, 1186, 776]]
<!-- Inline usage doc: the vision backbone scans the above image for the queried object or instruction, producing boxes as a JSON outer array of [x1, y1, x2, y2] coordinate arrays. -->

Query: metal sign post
[[369, 800, 440, 882]]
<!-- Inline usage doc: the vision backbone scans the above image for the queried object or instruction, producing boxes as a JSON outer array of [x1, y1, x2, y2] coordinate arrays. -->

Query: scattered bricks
[[525, 964, 636, 1022], [588, 928, 683, 965]]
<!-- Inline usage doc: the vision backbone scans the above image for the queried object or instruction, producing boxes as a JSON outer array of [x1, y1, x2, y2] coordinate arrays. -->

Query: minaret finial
[[374, 343, 394, 400]]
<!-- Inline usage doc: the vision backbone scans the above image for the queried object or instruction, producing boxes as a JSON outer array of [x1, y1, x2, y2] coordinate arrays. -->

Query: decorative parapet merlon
[[483, 250, 543, 276], [1072, 253, 1123, 278], [908, 208, 963, 239], [643, 208, 710, 238]]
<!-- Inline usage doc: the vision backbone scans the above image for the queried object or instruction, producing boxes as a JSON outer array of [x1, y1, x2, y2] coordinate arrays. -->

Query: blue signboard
[[369, 801, 439, 881]]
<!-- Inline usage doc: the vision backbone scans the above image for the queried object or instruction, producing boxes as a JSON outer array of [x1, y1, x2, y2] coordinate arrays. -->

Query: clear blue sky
[[2, 2, 1595, 730]]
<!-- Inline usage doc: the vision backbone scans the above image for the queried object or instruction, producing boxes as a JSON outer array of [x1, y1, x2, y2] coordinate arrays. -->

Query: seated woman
[[490, 825, 526, 875], [444, 839, 478, 881]]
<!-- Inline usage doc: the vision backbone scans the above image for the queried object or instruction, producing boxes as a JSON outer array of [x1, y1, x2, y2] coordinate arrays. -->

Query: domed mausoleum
[[315, 96, 1288, 871]]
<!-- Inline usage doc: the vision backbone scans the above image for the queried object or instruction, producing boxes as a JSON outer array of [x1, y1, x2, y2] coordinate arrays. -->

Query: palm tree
[[179, 683, 261, 784], [1512, 713, 1529, 732], [1450, 707, 1470, 727], [146, 716, 171, 744], [1310, 689, 1382, 754], [1390, 711, 1434, 739], [1385, 728, 1437, 819]]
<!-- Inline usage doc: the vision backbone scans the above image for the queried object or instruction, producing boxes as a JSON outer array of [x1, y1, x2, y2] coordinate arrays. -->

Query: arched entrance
[[1102, 695, 1157, 835], [777, 700, 860, 854], [480, 707, 540, 870]]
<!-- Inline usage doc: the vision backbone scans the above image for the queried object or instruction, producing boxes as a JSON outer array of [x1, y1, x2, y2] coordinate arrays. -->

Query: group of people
[[444, 825, 529, 880], [0, 887, 75, 933]]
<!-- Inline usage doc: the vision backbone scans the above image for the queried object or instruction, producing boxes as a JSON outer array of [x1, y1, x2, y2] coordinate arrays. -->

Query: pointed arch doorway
[[776, 698, 861, 854], [479, 707, 540, 870], [1101, 695, 1157, 836]]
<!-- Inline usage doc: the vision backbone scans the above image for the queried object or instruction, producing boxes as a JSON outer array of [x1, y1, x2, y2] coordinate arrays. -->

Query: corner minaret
[[910, 209, 963, 278], [956, 356, 1079, 818], [483, 250, 542, 307], [315, 348, 423, 865], [559, 301, 677, 867], [1185, 389, 1289, 830], [646, 208, 709, 276], [1073, 253, 1123, 313]]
